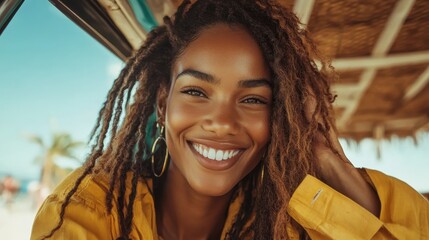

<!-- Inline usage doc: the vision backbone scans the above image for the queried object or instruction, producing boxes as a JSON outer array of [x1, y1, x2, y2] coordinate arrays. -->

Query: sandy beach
[[0, 194, 37, 240]]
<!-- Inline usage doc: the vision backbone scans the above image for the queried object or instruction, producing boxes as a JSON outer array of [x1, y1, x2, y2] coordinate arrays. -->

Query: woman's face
[[163, 24, 272, 196]]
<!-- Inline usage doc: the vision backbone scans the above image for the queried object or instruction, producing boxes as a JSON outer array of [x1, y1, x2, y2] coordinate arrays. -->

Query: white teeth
[[192, 143, 240, 161], [208, 148, 216, 159], [215, 150, 223, 161], [222, 151, 229, 160]]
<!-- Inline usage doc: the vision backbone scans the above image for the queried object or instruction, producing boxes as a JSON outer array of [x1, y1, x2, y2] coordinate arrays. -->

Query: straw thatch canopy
[[50, 0, 429, 141], [300, 0, 429, 141]]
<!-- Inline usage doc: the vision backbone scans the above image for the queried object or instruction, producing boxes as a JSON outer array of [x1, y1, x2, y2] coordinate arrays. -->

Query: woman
[[31, 0, 428, 239]]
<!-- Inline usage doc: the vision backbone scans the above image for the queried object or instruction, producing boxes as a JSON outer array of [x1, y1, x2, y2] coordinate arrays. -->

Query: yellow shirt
[[31, 169, 429, 239]]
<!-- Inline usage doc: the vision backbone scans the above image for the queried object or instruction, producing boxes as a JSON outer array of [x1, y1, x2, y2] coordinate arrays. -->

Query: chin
[[188, 175, 237, 197]]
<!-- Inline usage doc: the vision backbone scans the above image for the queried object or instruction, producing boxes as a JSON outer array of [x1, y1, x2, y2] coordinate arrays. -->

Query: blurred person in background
[[0, 177, 3, 196], [2, 175, 20, 210]]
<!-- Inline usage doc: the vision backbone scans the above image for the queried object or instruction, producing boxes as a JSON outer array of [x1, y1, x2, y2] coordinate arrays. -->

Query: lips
[[188, 140, 244, 171], [192, 142, 241, 161]]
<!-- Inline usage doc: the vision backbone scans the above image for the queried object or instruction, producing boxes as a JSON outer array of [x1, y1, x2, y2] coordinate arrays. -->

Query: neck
[[156, 164, 232, 240]]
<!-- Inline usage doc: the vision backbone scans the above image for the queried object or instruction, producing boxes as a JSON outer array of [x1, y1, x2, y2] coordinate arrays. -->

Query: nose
[[201, 103, 239, 137]]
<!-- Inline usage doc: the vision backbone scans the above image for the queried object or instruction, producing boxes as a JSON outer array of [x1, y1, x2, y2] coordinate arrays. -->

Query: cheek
[[165, 98, 196, 168], [166, 97, 200, 131], [166, 103, 186, 129], [242, 111, 271, 146]]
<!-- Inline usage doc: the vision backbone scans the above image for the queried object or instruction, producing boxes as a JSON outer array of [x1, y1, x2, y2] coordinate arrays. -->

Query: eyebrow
[[238, 79, 272, 88], [176, 69, 219, 84], [176, 68, 271, 88]]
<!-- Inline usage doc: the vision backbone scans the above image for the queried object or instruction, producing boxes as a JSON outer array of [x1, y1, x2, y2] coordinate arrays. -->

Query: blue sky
[[0, 0, 428, 192], [0, 0, 123, 179]]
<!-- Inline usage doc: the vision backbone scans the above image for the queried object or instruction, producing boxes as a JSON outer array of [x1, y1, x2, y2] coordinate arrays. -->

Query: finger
[[304, 86, 348, 161], [303, 87, 318, 123]]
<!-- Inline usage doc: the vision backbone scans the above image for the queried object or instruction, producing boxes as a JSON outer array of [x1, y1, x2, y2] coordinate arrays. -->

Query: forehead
[[172, 24, 269, 78]]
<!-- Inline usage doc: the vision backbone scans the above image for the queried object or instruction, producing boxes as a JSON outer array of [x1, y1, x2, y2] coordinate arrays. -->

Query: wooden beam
[[338, 116, 428, 132], [383, 116, 426, 130], [337, 0, 415, 128], [98, 0, 145, 49], [332, 84, 359, 94], [338, 69, 377, 128], [332, 50, 429, 70], [293, 0, 315, 26], [115, 0, 147, 38], [145, 0, 175, 25], [333, 98, 355, 107], [372, 0, 415, 56], [403, 66, 429, 101]]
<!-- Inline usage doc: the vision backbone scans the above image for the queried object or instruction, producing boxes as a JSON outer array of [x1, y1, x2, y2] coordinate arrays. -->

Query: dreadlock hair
[[44, 0, 337, 239]]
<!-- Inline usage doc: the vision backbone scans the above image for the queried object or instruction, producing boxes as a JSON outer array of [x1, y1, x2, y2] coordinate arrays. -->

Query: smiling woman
[[163, 25, 271, 198], [30, 0, 429, 240]]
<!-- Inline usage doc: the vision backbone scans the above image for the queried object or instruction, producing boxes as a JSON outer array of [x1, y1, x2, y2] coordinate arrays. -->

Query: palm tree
[[26, 132, 84, 190]]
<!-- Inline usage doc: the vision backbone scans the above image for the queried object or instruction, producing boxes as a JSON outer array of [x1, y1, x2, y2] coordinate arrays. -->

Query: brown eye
[[180, 88, 207, 97], [242, 97, 267, 104]]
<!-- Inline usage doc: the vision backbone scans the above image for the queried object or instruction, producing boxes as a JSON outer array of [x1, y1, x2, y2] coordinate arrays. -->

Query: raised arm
[[288, 89, 429, 239]]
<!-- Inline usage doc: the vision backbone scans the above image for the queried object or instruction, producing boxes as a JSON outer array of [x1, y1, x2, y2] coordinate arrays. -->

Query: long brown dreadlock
[[43, 0, 337, 239]]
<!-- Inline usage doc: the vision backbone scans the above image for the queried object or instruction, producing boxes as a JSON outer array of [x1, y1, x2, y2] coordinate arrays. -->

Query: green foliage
[[26, 132, 85, 189]]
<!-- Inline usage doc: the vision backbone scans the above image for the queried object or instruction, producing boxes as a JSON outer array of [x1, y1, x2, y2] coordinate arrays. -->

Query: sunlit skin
[[156, 24, 271, 239], [154, 24, 380, 240]]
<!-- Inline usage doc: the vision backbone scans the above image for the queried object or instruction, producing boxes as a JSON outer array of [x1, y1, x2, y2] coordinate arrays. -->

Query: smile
[[192, 143, 241, 161]]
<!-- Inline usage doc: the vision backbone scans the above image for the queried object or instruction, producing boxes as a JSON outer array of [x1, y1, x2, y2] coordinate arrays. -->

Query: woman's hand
[[304, 89, 381, 216]]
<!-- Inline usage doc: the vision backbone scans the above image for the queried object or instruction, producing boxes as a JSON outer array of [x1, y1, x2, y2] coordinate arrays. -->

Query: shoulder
[[363, 168, 429, 217], [31, 168, 155, 239], [363, 168, 427, 201], [48, 168, 110, 211], [31, 168, 114, 239], [47, 167, 154, 213]]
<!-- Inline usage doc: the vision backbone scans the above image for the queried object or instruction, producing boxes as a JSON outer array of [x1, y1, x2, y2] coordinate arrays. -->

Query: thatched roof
[[302, 0, 429, 141], [50, 0, 429, 141]]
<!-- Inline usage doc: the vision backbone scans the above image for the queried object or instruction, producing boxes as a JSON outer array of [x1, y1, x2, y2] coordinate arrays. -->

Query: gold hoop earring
[[151, 124, 169, 177], [259, 151, 267, 187]]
